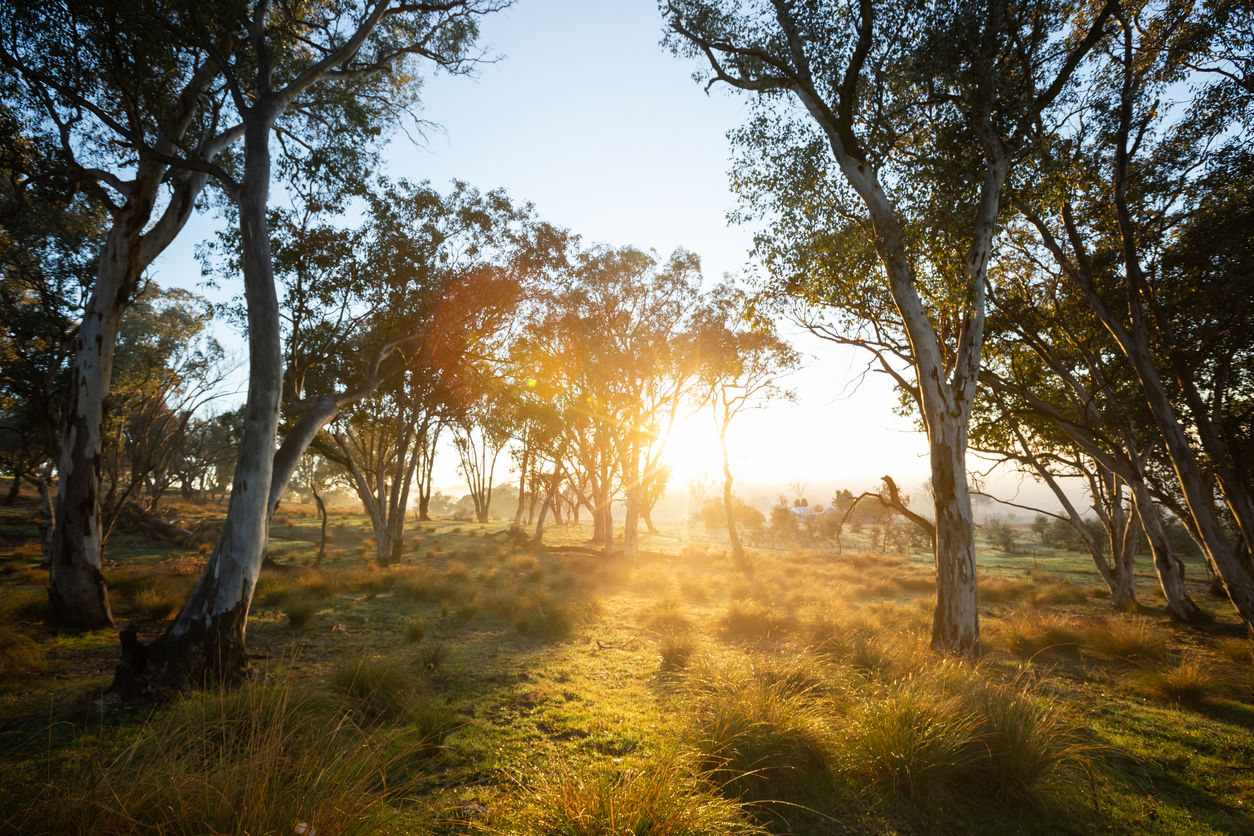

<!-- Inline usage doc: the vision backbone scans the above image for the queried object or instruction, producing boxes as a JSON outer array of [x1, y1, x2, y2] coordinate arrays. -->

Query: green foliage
[[694, 497, 765, 532], [984, 518, 1017, 554]]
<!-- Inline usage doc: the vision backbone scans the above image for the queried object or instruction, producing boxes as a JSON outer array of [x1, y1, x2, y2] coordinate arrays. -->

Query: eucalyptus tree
[[129, 0, 510, 691], [535, 246, 703, 557], [1016, 0, 1254, 626], [1, 1, 246, 629], [694, 283, 800, 568], [0, 105, 101, 517], [973, 250, 1205, 621], [664, 0, 1115, 655]]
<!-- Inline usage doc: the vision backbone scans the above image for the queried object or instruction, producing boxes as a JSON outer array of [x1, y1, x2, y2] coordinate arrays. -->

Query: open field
[[1, 500, 1252, 834]]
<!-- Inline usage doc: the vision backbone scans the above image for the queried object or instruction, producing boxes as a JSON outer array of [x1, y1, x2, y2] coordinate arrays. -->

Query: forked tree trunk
[[1129, 477, 1204, 622], [138, 110, 282, 689]]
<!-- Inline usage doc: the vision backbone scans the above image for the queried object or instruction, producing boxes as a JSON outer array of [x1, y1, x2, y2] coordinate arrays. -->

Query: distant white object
[[789, 506, 815, 516], [293, 824, 317, 836]]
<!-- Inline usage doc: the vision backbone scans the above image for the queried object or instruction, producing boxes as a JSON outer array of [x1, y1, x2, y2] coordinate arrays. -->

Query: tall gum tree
[[1017, 0, 1254, 628], [1, 1, 243, 630], [664, 0, 1115, 655], [694, 283, 799, 570], [127, 0, 509, 692]]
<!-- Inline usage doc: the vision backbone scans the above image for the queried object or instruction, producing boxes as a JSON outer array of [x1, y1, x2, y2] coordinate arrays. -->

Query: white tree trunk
[[141, 110, 282, 687]]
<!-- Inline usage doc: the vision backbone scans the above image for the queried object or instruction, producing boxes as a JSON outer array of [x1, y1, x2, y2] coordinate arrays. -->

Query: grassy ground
[[0, 499, 1252, 834]]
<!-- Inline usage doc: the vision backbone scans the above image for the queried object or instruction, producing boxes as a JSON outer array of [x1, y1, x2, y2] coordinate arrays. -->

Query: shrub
[[985, 518, 1018, 553], [489, 757, 766, 836]]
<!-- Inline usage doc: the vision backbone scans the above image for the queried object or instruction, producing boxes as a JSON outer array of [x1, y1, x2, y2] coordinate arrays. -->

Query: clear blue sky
[[153, 0, 1062, 516]]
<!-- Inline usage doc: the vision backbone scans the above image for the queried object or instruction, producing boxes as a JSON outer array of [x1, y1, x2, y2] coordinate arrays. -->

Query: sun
[[654, 412, 723, 484]]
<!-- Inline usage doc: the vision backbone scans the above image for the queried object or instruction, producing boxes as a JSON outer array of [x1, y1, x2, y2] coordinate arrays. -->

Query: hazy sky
[[152, 0, 1059, 514]]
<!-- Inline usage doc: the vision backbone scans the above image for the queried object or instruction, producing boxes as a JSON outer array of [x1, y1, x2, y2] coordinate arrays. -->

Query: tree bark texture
[[140, 110, 282, 688]]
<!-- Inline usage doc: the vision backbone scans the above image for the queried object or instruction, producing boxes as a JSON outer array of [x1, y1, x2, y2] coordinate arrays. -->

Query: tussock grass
[[836, 663, 1091, 801], [999, 613, 1084, 659], [0, 623, 43, 674], [980, 576, 1033, 604], [130, 576, 183, 619], [330, 658, 452, 741], [506, 553, 540, 575], [719, 599, 794, 641], [394, 565, 447, 601], [514, 595, 600, 640], [684, 662, 833, 800], [18, 679, 418, 836], [487, 757, 767, 835], [658, 634, 696, 672], [285, 600, 317, 629], [0, 585, 45, 624], [404, 616, 427, 643], [1214, 636, 1254, 665], [1084, 617, 1171, 665], [642, 598, 695, 636], [1025, 572, 1092, 607], [1137, 659, 1221, 706]]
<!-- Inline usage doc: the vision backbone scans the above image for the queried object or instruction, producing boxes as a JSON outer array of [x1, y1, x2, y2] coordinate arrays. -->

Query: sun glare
[[656, 413, 723, 484]]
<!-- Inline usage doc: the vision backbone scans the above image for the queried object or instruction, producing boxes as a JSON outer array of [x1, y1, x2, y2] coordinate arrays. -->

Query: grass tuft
[[285, 600, 317, 630], [330, 658, 452, 741], [488, 757, 767, 835], [19, 678, 420, 835], [1138, 659, 1220, 705]]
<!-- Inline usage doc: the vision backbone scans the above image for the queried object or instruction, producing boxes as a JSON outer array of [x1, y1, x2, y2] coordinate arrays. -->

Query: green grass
[[0, 505, 1252, 834]]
